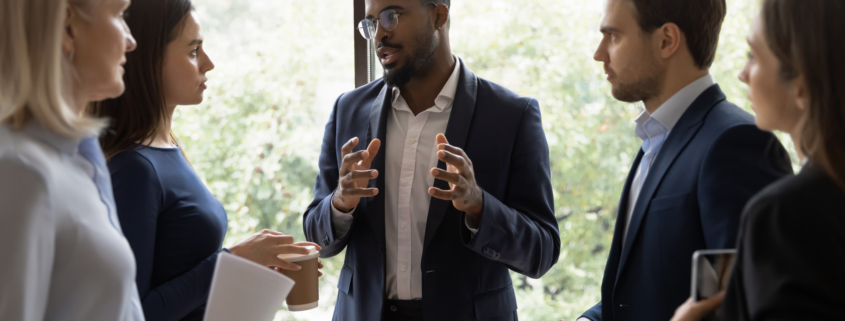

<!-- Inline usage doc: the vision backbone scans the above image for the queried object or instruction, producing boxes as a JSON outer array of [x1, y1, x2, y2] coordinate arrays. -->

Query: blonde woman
[[0, 0, 142, 320]]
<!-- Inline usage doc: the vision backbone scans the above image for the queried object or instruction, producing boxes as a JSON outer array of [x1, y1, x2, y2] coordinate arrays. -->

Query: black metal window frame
[[355, 0, 377, 88]]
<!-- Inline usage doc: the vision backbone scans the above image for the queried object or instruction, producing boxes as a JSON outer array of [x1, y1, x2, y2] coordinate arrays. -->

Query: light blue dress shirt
[[0, 120, 144, 321], [622, 75, 716, 245]]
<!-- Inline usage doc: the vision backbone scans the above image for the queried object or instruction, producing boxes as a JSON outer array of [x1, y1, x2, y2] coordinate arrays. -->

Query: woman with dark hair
[[672, 0, 845, 320], [88, 1, 321, 320]]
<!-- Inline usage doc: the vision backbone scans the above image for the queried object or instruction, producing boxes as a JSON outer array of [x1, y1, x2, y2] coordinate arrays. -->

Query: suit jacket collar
[[605, 150, 644, 293], [366, 84, 391, 247], [365, 57, 479, 251], [615, 84, 727, 281], [423, 58, 478, 252]]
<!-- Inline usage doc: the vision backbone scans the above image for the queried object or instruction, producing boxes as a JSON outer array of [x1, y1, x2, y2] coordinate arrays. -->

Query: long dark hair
[[88, 0, 193, 159], [763, 0, 845, 190]]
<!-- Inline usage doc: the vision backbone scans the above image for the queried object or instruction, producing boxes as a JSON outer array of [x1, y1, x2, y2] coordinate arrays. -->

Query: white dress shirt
[[622, 74, 716, 246], [0, 121, 144, 321], [331, 57, 463, 300]]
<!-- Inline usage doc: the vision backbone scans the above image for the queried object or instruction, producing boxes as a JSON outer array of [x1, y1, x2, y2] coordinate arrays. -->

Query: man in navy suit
[[578, 0, 793, 321], [303, 0, 560, 320]]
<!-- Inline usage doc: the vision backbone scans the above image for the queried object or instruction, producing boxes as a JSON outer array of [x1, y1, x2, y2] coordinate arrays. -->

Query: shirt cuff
[[330, 201, 355, 239], [464, 214, 479, 236]]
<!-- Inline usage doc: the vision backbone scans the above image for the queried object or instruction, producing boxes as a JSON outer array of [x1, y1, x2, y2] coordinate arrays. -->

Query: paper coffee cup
[[277, 245, 320, 311]]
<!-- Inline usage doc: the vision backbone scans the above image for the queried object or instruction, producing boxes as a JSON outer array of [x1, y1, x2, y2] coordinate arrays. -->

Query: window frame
[[354, 0, 377, 87]]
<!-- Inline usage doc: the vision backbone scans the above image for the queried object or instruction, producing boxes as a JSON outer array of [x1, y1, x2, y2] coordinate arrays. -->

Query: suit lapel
[[614, 85, 727, 279], [607, 150, 643, 286], [423, 59, 478, 252], [367, 84, 391, 247]]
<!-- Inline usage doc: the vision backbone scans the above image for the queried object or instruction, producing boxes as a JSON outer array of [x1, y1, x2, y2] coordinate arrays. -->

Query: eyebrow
[[600, 26, 621, 34], [746, 37, 757, 49], [188, 39, 203, 46], [365, 5, 405, 19]]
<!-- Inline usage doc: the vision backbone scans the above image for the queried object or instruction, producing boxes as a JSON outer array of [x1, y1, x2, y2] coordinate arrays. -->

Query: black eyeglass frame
[[356, 2, 438, 40]]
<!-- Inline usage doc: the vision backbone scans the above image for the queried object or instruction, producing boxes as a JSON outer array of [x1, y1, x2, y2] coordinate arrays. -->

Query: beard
[[609, 52, 665, 103], [381, 26, 438, 87]]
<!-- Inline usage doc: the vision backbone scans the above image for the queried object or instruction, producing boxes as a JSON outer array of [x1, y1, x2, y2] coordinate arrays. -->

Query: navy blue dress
[[109, 147, 228, 321]]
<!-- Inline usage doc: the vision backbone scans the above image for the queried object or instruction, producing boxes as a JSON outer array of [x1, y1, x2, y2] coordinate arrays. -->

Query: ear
[[793, 75, 810, 111], [434, 4, 449, 30], [656, 22, 682, 60], [62, 4, 77, 55]]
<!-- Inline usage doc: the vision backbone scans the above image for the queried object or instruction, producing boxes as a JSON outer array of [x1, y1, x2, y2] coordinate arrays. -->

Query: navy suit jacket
[[581, 85, 793, 321], [303, 60, 561, 321]]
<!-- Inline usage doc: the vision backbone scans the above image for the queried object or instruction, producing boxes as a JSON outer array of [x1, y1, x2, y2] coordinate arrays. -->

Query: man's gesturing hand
[[331, 137, 381, 213], [428, 134, 485, 226]]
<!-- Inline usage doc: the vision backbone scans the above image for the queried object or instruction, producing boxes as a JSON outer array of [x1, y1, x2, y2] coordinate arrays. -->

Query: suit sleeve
[[698, 125, 792, 249], [580, 302, 602, 321], [461, 98, 561, 278], [0, 160, 53, 321], [110, 153, 223, 321], [303, 94, 356, 258], [719, 194, 845, 320]]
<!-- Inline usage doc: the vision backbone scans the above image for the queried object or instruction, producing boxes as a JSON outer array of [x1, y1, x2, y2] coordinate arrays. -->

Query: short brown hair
[[763, 0, 845, 190], [629, 0, 727, 69]]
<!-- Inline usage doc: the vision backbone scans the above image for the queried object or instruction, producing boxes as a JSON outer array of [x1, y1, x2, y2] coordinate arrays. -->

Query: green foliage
[[176, 0, 787, 320]]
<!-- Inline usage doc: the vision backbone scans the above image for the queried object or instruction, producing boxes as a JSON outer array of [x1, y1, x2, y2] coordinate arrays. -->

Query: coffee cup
[[277, 245, 320, 311]]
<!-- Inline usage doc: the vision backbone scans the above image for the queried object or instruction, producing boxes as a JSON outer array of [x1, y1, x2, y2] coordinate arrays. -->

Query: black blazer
[[581, 85, 793, 321], [303, 59, 561, 321], [719, 164, 845, 320]]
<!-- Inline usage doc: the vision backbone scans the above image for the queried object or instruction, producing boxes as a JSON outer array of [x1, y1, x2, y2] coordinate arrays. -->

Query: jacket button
[[390, 305, 397, 312]]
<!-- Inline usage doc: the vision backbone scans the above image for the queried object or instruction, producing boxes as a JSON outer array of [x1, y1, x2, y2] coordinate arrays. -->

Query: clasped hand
[[228, 229, 324, 276]]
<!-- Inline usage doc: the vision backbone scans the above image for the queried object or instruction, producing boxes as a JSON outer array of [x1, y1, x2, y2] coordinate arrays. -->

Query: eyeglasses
[[357, 2, 437, 40]]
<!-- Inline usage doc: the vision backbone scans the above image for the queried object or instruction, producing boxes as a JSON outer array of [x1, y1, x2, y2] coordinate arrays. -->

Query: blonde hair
[[0, 0, 106, 138]]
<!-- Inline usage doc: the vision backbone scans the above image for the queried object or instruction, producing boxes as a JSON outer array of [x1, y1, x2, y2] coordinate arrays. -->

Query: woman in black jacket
[[672, 0, 845, 320]]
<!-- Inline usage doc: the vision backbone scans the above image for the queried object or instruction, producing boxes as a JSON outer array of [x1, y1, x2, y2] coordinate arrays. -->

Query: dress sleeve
[[0, 159, 54, 321]]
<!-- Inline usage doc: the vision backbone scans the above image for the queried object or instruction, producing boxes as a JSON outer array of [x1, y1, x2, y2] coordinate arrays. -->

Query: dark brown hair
[[629, 0, 727, 69], [762, 0, 845, 190], [88, 0, 193, 159]]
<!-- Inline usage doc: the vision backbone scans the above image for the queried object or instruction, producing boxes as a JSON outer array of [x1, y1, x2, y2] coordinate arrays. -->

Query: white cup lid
[[278, 245, 319, 262]]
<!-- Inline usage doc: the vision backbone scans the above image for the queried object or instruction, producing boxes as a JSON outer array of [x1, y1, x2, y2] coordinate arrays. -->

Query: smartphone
[[691, 249, 737, 302]]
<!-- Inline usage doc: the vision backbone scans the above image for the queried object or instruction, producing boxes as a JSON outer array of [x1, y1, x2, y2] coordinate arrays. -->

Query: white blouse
[[0, 121, 144, 321]]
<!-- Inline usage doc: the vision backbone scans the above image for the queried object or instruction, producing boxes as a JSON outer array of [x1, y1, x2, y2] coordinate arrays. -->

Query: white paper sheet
[[204, 251, 295, 321]]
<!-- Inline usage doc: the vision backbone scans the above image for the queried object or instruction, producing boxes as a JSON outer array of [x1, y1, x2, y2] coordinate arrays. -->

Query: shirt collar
[[391, 55, 462, 113], [22, 120, 84, 156], [650, 74, 716, 131], [634, 111, 668, 141]]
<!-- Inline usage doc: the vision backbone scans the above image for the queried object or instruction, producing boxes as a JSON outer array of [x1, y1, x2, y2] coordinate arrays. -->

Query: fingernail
[[295, 265, 302, 270], [371, 171, 377, 178]]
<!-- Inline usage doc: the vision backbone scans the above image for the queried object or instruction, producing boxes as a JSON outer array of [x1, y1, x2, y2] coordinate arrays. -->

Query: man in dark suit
[[303, 0, 560, 320], [578, 0, 793, 321]]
